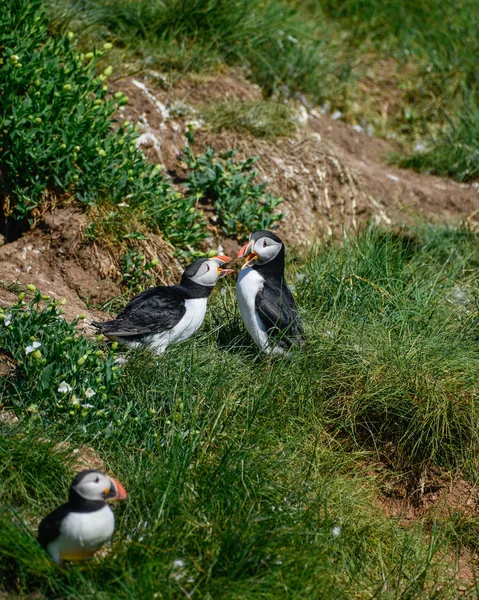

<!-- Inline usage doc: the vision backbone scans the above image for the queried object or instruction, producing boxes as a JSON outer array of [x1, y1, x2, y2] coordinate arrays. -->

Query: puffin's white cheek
[[257, 244, 279, 263]]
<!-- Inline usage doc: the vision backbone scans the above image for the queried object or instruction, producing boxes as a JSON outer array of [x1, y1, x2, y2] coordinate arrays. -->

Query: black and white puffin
[[92, 256, 233, 354], [236, 230, 303, 354], [38, 470, 127, 565]]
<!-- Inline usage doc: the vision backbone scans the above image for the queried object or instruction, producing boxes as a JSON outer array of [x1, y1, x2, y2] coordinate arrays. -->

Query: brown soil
[[0, 206, 120, 322], [374, 465, 479, 592], [115, 72, 479, 248], [54, 441, 106, 473], [379, 467, 479, 522]]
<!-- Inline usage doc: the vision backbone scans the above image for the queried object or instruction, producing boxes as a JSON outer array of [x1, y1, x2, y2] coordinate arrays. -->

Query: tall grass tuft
[[48, 0, 340, 100]]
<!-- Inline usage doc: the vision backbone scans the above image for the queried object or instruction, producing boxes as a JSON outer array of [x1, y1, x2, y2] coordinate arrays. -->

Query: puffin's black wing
[[38, 504, 69, 548], [255, 278, 304, 348], [93, 286, 186, 337]]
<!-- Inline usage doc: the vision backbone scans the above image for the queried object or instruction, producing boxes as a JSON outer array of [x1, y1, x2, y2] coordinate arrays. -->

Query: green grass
[[200, 99, 298, 139], [47, 0, 341, 101], [395, 95, 479, 182], [315, 0, 479, 180], [45, 0, 479, 182], [2, 224, 479, 597]]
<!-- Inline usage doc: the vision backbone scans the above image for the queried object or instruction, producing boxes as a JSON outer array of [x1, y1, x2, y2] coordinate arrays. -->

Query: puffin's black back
[[38, 503, 70, 548], [92, 259, 215, 337]]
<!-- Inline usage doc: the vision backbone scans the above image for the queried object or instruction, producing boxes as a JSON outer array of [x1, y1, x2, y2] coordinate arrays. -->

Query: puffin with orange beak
[[236, 231, 303, 354], [38, 470, 128, 565], [93, 256, 233, 354]]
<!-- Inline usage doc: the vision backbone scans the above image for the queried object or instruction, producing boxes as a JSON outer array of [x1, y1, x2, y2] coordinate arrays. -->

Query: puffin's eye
[[94, 477, 100, 483], [263, 240, 268, 248]]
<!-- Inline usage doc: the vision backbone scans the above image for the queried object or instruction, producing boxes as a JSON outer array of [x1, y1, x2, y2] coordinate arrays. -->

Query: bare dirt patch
[[54, 442, 106, 473], [0, 206, 119, 321], [0, 204, 179, 325]]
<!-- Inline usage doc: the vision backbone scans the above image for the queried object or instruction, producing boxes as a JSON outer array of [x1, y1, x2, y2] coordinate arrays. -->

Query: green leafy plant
[[0, 0, 205, 250], [120, 248, 158, 293], [0, 288, 121, 430], [183, 133, 283, 238]]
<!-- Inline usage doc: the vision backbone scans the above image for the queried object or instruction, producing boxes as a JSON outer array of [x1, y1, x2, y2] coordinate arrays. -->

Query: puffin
[[236, 230, 304, 354], [38, 470, 127, 565], [92, 256, 233, 354]]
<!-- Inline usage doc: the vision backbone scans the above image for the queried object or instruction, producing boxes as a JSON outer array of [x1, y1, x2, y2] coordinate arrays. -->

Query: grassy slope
[[48, 0, 479, 181], [2, 225, 479, 598]]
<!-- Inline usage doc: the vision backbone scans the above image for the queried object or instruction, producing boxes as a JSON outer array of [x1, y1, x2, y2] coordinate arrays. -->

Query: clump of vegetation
[[183, 133, 283, 238], [0, 0, 204, 250], [311, 0, 479, 180], [396, 96, 479, 182], [0, 288, 121, 430], [45, 0, 479, 182], [119, 248, 159, 294], [48, 0, 339, 101], [200, 99, 298, 139]]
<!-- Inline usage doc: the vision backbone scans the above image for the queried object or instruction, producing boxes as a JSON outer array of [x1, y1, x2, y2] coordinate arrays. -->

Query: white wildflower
[[25, 340, 41, 354], [4, 314, 12, 326], [58, 381, 72, 394], [71, 396, 80, 407], [84, 387, 96, 398], [331, 526, 341, 538], [114, 356, 128, 366], [82, 403, 94, 409], [170, 558, 187, 581], [172, 559, 185, 569]]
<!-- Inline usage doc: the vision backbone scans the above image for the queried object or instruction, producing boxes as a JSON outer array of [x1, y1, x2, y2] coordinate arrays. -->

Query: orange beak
[[237, 241, 254, 258], [237, 241, 257, 269], [108, 477, 128, 501], [211, 255, 234, 278]]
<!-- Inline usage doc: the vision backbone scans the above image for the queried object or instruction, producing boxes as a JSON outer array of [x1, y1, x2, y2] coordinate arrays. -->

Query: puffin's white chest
[[48, 505, 115, 562], [148, 297, 208, 353], [236, 268, 270, 351]]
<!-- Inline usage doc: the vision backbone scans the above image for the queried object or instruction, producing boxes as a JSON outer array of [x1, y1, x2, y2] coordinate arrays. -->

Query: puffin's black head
[[181, 255, 233, 290], [69, 470, 128, 505], [237, 230, 284, 272]]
